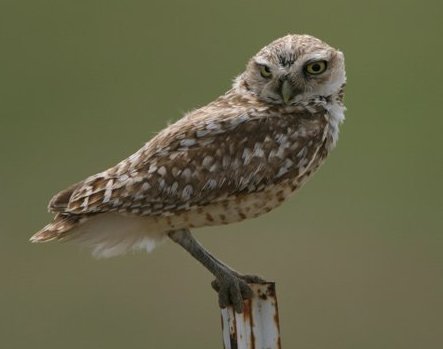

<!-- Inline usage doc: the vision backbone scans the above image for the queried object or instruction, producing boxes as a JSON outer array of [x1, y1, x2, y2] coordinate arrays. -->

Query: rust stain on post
[[221, 282, 281, 349]]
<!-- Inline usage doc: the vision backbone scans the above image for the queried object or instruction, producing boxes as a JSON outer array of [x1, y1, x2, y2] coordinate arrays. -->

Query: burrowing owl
[[31, 34, 346, 312]]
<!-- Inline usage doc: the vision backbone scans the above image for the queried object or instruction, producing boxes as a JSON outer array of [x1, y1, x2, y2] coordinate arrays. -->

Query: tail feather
[[31, 213, 167, 257], [30, 215, 81, 243]]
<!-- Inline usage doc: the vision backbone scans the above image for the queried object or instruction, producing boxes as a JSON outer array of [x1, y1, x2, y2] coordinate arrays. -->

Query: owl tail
[[30, 215, 81, 242]]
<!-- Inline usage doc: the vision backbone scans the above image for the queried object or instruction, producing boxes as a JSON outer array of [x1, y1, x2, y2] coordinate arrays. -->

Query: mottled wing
[[50, 107, 328, 217]]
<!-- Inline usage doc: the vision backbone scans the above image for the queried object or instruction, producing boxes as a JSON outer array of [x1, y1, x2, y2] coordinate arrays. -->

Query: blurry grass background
[[1, 0, 442, 348]]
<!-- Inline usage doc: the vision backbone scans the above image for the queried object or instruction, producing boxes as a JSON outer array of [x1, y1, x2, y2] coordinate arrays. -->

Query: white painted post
[[221, 282, 281, 349]]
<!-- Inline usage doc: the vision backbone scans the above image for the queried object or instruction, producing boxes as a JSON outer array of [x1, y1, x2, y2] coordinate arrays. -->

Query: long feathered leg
[[168, 229, 264, 313]]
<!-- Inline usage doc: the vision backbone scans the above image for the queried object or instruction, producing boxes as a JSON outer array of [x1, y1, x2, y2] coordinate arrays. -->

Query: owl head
[[238, 34, 346, 105]]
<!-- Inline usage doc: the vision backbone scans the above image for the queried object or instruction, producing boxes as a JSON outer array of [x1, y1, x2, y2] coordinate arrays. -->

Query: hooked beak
[[280, 80, 296, 105]]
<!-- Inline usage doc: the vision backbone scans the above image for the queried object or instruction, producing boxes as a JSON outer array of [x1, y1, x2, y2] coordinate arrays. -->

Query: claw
[[229, 283, 244, 313], [218, 283, 231, 309], [239, 282, 253, 299], [212, 273, 265, 313]]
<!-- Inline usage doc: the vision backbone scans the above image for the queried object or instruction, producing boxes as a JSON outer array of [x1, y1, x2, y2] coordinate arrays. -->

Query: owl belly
[[159, 179, 297, 231], [160, 146, 329, 231]]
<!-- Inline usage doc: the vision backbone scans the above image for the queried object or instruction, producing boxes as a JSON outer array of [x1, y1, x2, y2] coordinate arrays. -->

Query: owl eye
[[259, 65, 272, 78], [305, 61, 327, 75]]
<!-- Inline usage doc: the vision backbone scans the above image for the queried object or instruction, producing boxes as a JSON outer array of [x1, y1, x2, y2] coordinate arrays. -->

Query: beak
[[280, 80, 295, 105]]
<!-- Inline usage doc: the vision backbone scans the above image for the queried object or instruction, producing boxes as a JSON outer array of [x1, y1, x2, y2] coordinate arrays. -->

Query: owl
[[31, 34, 346, 312]]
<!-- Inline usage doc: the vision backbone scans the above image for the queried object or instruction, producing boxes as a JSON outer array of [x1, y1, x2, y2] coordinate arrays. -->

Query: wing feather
[[50, 103, 328, 217]]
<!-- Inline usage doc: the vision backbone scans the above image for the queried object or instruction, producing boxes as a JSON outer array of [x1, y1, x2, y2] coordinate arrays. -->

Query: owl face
[[241, 34, 346, 105]]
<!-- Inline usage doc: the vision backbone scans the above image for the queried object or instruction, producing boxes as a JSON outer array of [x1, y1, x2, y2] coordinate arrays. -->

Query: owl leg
[[168, 229, 265, 313]]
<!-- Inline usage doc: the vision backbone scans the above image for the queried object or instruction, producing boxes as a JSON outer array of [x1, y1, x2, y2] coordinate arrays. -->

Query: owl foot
[[211, 273, 267, 313]]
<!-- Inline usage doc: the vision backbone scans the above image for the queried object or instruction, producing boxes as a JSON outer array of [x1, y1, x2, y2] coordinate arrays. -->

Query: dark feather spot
[[205, 213, 214, 222], [278, 53, 296, 67]]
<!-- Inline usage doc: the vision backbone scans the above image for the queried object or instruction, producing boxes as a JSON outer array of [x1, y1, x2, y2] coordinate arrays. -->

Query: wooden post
[[220, 282, 281, 349]]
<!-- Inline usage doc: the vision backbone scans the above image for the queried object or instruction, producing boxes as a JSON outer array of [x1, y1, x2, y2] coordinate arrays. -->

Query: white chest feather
[[325, 102, 345, 149]]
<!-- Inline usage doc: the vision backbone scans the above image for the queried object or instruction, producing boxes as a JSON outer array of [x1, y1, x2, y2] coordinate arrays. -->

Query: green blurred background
[[1, 0, 442, 348]]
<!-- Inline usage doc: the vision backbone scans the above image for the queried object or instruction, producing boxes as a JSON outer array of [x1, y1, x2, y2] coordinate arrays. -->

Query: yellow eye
[[305, 61, 327, 75], [259, 65, 272, 78]]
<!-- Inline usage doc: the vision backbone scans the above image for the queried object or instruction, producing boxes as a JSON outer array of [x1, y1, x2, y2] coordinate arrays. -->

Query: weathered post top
[[221, 282, 281, 349]]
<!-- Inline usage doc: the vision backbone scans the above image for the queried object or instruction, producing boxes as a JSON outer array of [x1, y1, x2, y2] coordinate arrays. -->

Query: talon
[[218, 286, 230, 309], [229, 283, 243, 313], [212, 274, 253, 313], [239, 282, 253, 299]]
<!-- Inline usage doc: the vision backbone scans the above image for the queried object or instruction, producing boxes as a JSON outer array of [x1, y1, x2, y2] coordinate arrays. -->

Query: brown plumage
[[31, 34, 346, 259]]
